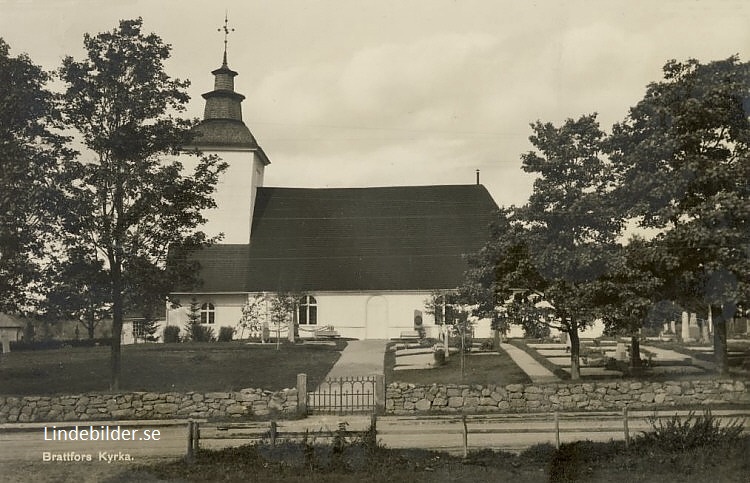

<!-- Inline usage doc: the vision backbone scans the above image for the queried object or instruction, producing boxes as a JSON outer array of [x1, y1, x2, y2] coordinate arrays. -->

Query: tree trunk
[[110, 263, 124, 391], [569, 321, 580, 380], [87, 316, 95, 339], [493, 328, 501, 351], [712, 304, 729, 376], [630, 336, 642, 368], [292, 303, 299, 340]]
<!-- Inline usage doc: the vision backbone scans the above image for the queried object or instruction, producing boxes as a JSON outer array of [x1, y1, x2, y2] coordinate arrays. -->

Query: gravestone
[[681, 312, 692, 341], [615, 342, 627, 361], [688, 312, 700, 341]]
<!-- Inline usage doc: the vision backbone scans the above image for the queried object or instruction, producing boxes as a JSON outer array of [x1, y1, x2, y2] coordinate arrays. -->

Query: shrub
[[433, 348, 446, 365], [479, 339, 494, 351], [9, 338, 112, 351], [218, 326, 234, 342], [163, 326, 180, 343], [518, 442, 556, 465], [187, 324, 215, 342], [637, 410, 745, 451]]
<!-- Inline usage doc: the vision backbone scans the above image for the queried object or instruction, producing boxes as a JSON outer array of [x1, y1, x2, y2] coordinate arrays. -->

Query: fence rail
[[185, 409, 750, 459], [185, 417, 373, 459]]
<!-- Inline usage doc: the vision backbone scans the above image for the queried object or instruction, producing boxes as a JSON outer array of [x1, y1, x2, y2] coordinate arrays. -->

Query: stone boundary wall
[[0, 388, 297, 423], [386, 380, 750, 414]]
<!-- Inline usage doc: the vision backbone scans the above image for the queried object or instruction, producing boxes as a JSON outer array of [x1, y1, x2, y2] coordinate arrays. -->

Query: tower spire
[[218, 11, 234, 67]]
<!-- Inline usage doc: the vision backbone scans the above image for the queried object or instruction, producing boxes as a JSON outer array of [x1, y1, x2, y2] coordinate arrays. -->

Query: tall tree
[[515, 114, 620, 379], [0, 38, 72, 312], [463, 116, 620, 379], [59, 19, 227, 389], [608, 56, 750, 374]]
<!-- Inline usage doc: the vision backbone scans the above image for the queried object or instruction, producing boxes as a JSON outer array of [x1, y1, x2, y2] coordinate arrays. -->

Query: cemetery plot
[[526, 340, 709, 378], [393, 347, 435, 371]]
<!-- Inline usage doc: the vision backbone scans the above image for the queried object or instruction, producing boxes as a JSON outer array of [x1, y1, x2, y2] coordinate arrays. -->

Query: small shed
[[0, 313, 26, 349]]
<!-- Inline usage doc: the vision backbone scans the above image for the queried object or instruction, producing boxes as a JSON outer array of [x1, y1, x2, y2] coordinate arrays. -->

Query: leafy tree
[[268, 292, 301, 345], [516, 114, 620, 379], [464, 115, 619, 379], [58, 19, 227, 389], [0, 38, 72, 312], [238, 295, 266, 340], [608, 56, 750, 374]]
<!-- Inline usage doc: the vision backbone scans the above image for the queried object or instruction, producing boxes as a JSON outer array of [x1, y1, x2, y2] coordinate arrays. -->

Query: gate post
[[297, 373, 308, 416], [375, 374, 385, 414]]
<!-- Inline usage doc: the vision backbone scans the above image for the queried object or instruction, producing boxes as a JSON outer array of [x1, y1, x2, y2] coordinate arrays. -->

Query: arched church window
[[298, 296, 317, 325], [200, 303, 215, 324]]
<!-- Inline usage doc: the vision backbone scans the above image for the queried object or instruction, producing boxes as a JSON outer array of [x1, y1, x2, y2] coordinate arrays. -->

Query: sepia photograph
[[1, 1, 749, 481]]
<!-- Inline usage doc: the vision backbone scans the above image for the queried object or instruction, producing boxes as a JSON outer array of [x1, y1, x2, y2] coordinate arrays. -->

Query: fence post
[[186, 420, 194, 462], [623, 406, 630, 449], [297, 373, 308, 416], [461, 414, 468, 459], [270, 420, 278, 448], [375, 374, 385, 414], [554, 411, 560, 449]]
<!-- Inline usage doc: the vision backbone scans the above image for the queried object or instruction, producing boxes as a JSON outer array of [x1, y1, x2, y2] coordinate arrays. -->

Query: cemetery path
[[320, 339, 388, 382], [499, 343, 560, 383]]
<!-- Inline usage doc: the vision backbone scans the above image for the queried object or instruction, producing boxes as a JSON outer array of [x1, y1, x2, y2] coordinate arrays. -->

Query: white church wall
[[166, 293, 246, 339], [310, 291, 436, 340], [178, 149, 261, 244], [310, 293, 366, 339], [165, 291, 451, 341]]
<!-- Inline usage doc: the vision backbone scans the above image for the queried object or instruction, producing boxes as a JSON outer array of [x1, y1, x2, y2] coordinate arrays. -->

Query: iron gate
[[307, 376, 378, 414]]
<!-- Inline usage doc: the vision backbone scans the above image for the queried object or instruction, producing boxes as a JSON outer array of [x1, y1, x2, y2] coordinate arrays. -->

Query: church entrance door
[[365, 296, 389, 339]]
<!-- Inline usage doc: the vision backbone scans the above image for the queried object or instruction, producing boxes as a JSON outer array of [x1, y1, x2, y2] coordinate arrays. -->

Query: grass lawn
[[0, 340, 347, 396], [385, 345, 531, 386]]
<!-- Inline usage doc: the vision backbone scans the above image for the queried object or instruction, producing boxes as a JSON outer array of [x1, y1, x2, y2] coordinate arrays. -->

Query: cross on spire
[[218, 12, 234, 67]]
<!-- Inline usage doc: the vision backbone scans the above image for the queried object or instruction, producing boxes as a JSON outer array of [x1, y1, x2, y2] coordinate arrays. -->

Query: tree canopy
[[0, 38, 72, 313], [58, 18, 227, 389], [608, 56, 750, 373], [464, 57, 749, 377]]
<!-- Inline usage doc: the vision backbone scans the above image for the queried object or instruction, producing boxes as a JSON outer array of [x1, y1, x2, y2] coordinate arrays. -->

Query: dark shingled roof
[[190, 119, 258, 149], [184, 185, 498, 293]]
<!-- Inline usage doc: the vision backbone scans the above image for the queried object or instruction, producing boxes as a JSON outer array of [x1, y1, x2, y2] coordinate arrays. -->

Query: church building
[[165, 44, 500, 340]]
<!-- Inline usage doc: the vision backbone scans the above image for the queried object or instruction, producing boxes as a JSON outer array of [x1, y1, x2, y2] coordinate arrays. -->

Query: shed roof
[[0, 313, 25, 328]]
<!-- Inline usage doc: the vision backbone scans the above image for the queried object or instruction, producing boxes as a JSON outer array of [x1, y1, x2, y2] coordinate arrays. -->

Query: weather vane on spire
[[218, 11, 234, 66]]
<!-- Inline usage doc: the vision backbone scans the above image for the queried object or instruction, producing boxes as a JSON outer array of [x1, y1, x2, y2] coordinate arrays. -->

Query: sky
[[2, 0, 749, 209]]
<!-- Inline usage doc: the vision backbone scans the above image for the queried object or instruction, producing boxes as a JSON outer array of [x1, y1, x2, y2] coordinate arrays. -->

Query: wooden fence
[[185, 409, 750, 460]]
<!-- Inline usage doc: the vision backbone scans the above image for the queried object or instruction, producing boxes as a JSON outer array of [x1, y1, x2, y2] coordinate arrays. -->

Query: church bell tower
[[188, 16, 270, 244]]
